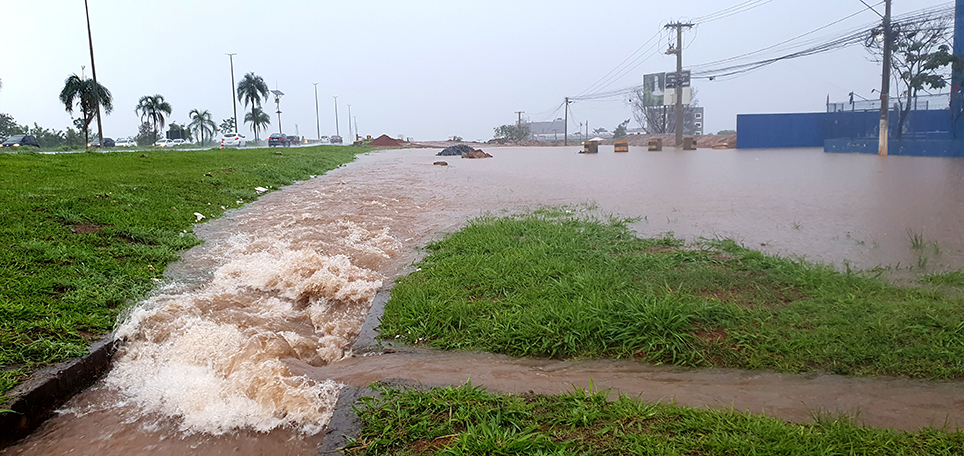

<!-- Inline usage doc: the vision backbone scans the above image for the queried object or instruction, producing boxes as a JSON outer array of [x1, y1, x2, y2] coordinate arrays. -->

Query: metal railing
[[827, 93, 950, 113]]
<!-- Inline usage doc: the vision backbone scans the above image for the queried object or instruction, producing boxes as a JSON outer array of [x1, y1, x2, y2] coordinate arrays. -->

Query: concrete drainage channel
[[0, 339, 118, 446]]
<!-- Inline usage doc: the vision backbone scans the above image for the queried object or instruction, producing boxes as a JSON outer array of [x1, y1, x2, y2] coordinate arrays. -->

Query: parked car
[[2, 135, 41, 148], [268, 133, 288, 147], [286, 135, 300, 146], [154, 138, 172, 147], [88, 137, 115, 148], [330, 135, 343, 144], [115, 137, 136, 147], [171, 138, 186, 147], [220, 133, 247, 148]]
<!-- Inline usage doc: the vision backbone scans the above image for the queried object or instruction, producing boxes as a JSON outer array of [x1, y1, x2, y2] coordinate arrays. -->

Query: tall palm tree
[[135, 94, 172, 144], [188, 109, 216, 146], [236, 72, 268, 141], [244, 107, 271, 142], [59, 74, 113, 148]]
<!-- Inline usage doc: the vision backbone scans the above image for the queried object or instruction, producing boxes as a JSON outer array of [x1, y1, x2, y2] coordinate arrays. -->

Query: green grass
[[347, 383, 964, 455], [380, 208, 964, 379], [0, 145, 366, 399]]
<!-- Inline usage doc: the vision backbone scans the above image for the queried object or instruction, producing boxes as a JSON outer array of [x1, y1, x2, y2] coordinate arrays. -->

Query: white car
[[171, 138, 186, 147], [220, 133, 247, 148], [115, 137, 136, 147], [154, 138, 172, 147]]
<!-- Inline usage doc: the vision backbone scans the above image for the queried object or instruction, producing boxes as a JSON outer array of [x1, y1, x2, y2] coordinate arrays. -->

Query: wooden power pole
[[878, 0, 892, 156], [665, 22, 693, 147]]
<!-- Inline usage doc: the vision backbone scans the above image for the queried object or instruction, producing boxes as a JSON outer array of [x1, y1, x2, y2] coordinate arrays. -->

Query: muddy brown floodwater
[[5, 146, 964, 455]]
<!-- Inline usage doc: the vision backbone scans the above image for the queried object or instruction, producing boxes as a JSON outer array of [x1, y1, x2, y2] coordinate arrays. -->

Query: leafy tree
[[134, 122, 155, 146], [244, 107, 271, 142], [867, 14, 956, 138], [0, 113, 24, 141], [717, 129, 736, 135], [220, 117, 236, 134], [59, 74, 113, 148], [188, 109, 217, 145], [135, 94, 172, 144], [613, 119, 631, 139], [493, 123, 530, 141], [236, 72, 269, 140]]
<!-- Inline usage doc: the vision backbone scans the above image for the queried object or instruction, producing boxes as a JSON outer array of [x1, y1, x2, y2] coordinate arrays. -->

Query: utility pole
[[515, 111, 524, 126], [665, 21, 693, 147], [84, 0, 103, 147], [226, 53, 238, 133], [878, 0, 892, 156], [313, 83, 320, 140], [347, 104, 352, 140], [333, 96, 339, 136], [564, 97, 569, 146]]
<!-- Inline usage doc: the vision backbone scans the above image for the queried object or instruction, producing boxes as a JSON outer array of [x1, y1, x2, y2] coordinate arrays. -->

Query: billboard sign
[[664, 70, 691, 89], [641, 73, 665, 107]]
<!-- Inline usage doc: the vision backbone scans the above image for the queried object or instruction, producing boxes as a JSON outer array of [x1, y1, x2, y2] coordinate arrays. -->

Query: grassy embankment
[[380, 208, 964, 379], [0, 145, 366, 399], [347, 383, 964, 455]]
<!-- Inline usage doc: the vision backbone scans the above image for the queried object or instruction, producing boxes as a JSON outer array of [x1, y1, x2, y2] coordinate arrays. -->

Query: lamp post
[[333, 96, 340, 136], [83, 0, 103, 147], [271, 89, 284, 136], [225, 53, 238, 132], [313, 83, 320, 140]]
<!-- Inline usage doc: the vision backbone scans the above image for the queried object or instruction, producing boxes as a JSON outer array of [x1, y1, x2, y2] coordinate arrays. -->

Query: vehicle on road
[[320, 135, 329, 142], [220, 133, 247, 148], [286, 135, 300, 146], [171, 138, 186, 147], [89, 137, 115, 148], [115, 137, 136, 147], [330, 135, 343, 144], [268, 133, 289, 147], [2, 135, 41, 148], [154, 138, 172, 147]]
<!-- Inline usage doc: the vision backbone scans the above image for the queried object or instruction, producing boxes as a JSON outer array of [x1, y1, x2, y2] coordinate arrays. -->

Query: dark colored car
[[89, 137, 115, 148], [330, 135, 343, 144], [2, 135, 40, 148], [268, 133, 289, 147], [286, 135, 300, 146]]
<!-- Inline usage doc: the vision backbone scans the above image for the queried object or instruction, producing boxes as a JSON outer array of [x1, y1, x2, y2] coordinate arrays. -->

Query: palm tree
[[244, 107, 271, 142], [59, 74, 113, 148], [188, 109, 216, 146], [236, 72, 268, 141], [135, 95, 172, 144]]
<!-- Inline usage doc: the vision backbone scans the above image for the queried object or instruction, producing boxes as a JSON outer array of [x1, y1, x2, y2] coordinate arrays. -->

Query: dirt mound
[[370, 135, 404, 147], [462, 149, 492, 159]]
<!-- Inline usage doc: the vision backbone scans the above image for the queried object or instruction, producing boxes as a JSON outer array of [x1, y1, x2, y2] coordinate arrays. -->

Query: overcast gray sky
[[0, 0, 951, 141]]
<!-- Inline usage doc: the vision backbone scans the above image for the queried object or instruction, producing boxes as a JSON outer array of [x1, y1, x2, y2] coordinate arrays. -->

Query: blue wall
[[737, 110, 952, 149]]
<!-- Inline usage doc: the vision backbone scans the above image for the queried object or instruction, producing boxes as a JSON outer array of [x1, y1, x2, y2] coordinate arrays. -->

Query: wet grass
[[347, 382, 964, 455], [0, 145, 366, 400], [380, 208, 964, 379]]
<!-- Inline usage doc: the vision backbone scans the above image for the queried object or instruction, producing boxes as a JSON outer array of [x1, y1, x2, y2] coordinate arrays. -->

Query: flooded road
[[5, 146, 964, 454]]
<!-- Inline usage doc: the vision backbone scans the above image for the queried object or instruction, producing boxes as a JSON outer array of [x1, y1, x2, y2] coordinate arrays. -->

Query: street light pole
[[83, 0, 103, 147], [347, 104, 352, 141], [313, 83, 320, 140], [271, 90, 284, 136], [333, 96, 339, 136], [226, 53, 238, 132]]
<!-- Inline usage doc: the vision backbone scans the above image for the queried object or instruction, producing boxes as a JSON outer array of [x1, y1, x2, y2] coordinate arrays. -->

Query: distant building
[[528, 118, 567, 141]]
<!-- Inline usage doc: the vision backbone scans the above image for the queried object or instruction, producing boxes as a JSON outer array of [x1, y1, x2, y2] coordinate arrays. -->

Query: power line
[[693, 0, 777, 24], [575, 30, 663, 97]]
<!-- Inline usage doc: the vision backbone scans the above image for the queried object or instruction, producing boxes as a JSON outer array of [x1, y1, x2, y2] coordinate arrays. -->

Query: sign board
[[641, 73, 665, 107], [664, 87, 692, 106], [664, 70, 691, 89]]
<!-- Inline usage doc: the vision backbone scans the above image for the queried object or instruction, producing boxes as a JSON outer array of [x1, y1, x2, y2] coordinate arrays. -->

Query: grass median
[[347, 383, 964, 455], [0, 145, 366, 399], [379, 207, 964, 379]]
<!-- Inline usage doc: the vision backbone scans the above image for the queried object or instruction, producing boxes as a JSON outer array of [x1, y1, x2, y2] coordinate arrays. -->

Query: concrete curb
[[0, 337, 117, 446]]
